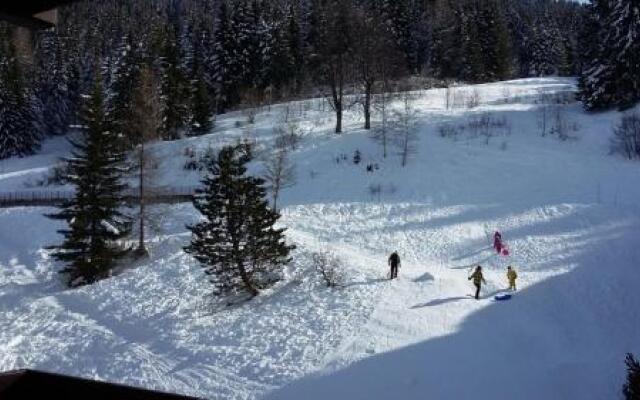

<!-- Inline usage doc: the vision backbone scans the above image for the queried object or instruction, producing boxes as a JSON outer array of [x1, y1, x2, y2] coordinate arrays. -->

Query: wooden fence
[[0, 186, 199, 208]]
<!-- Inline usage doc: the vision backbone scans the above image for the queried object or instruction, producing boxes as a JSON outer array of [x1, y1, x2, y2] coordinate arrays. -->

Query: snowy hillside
[[1, 78, 639, 400]]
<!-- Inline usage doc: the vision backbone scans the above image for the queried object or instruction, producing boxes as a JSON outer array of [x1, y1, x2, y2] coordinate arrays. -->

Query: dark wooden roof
[[0, 1, 83, 29], [0, 1, 80, 17], [0, 369, 202, 400]]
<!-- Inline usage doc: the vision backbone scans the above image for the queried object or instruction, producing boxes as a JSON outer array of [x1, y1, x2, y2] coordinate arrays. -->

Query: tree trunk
[[137, 142, 147, 255], [335, 105, 342, 133], [402, 131, 409, 167], [364, 82, 372, 130], [237, 260, 259, 297]]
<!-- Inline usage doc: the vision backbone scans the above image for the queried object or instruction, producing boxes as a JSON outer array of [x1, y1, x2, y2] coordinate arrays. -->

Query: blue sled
[[494, 294, 512, 301]]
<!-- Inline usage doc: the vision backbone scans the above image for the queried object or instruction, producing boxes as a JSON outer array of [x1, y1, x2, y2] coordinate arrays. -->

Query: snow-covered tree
[[185, 144, 294, 298], [579, 0, 640, 110], [159, 25, 190, 140], [0, 35, 40, 160], [529, 14, 567, 77], [33, 30, 73, 137]]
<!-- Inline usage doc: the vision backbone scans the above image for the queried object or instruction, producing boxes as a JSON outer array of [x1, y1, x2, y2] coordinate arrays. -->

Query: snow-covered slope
[[1, 78, 639, 400]]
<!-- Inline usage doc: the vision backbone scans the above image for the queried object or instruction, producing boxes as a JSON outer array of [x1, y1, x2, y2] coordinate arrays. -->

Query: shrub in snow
[[241, 88, 264, 125], [368, 183, 382, 201], [468, 113, 511, 145], [611, 112, 640, 160], [549, 106, 578, 141], [623, 353, 640, 400], [438, 123, 461, 140], [353, 150, 362, 165], [465, 89, 481, 109], [311, 251, 344, 288], [274, 121, 305, 151]]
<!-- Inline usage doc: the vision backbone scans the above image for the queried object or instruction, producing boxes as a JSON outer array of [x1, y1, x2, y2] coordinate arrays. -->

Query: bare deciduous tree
[[393, 91, 419, 167], [309, 0, 354, 134], [372, 90, 395, 158], [263, 138, 296, 211], [130, 65, 163, 256], [352, 6, 401, 131], [274, 119, 306, 152]]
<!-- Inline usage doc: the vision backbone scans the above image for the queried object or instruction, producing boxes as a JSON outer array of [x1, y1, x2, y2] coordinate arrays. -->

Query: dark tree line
[[0, 0, 588, 158], [578, 0, 640, 111]]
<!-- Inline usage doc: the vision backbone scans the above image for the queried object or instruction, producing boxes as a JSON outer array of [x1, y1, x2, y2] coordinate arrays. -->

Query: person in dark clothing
[[388, 252, 400, 279], [468, 266, 487, 299]]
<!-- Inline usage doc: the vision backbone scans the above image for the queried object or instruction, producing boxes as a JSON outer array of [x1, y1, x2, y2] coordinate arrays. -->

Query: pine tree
[[46, 74, 131, 287], [286, 4, 303, 92], [189, 73, 213, 136], [480, 0, 512, 81], [33, 30, 73, 137], [460, 8, 485, 82], [108, 34, 140, 148], [580, 0, 640, 110], [185, 144, 294, 298], [159, 25, 190, 141], [211, 1, 237, 111], [529, 13, 567, 77], [624, 353, 640, 400]]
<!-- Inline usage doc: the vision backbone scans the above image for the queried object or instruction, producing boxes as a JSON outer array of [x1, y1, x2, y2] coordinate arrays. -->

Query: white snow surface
[[1, 78, 639, 400]]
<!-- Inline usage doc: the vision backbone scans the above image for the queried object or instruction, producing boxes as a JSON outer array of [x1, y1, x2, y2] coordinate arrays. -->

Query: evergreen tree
[[0, 33, 40, 159], [480, 0, 512, 81], [529, 14, 567, 77], [580, 0, 640, 110], [190, 73, 213, 136], [184, 144, 294, 298], [211, 1, 237, 112], [159, 25, 190, 140], [33, 30, 73, 137], [285, 4, 303, 92], [46, 75, 131, 287], [460, 8, 485, 82], [108, 34, 141, 147], [624, 353, 640, 400]]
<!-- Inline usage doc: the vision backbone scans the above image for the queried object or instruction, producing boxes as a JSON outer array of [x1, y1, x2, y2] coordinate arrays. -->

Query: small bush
[[438, 123, 461, 139], [274, 121, 306, 151], [312, 251, 344, 288], [466, 89, 481, 109], [468, 113, 511, 144], [611, 111, 640, 160]]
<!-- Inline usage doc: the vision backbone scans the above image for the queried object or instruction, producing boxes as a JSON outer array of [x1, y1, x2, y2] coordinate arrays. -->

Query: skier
[[507, 266, 518, 291], [468, 266, 486, 300], [388, 251, 400, 280], [493, 231, 503, 254]]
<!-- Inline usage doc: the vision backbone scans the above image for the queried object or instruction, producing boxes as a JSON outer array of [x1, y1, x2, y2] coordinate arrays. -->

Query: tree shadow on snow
[[410, 296, 470, 308], [344, 278, 388, 288], [412, 272, 434, 283]]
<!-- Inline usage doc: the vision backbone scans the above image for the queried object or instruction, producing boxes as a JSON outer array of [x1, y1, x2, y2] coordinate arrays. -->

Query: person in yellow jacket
[[468, 266, 486, 300], [507, 266, 518, 291]]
